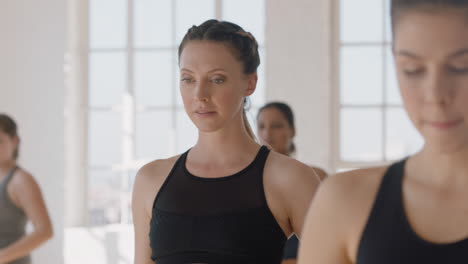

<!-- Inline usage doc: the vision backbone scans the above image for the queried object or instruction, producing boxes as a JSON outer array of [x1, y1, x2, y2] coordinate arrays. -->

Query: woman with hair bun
[[0, 114, 53, 264], [132, 20, 320, 264]]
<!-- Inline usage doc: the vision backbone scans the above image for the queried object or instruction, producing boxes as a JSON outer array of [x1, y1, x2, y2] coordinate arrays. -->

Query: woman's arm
[[132, 165, 157, 264], [280, 161, 321, 237], [265, 153, 321, 238], [297, 167, 387, 264], [132, 157, 178, 264], [0, 171, 53, 263], [296, 177, 351, 264]]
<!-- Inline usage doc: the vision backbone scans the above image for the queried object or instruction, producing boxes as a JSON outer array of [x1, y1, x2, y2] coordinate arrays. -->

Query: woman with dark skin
[[0, 114, 53, 264], [299, 1, 468, 263], [257, 102, 327, 264], [132, 20, 320, 264]]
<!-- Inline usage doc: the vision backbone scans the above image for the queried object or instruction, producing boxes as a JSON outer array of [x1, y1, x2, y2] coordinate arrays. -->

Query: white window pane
[[341, 46, 383, 105], [122, 170, 136, 224], [249, 48, 265, 107], [136, 111, 173, 160], [385, 108, 423, 160], [176, 110, 198, 153], [385, 0, 392, 42], [341, 108, 383, 161], [175, 0, 215, 44], [89, 111, 121, 166], [386, 47, 401, 104], [89, 52, 126, 107], [125, 170, 137, 192], [222, 0, 265, 45], [135, 51, 174, 107], [340, 0, 384, 43], [90, 0, 127, 49], [134, 0, 173, 47], [88, 170, 121, 226]]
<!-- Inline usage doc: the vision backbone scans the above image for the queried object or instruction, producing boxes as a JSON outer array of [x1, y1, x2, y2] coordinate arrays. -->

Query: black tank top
[[150, 146, 287, 264], [282, 235, 299, 260], [357, 159, 468, 263]]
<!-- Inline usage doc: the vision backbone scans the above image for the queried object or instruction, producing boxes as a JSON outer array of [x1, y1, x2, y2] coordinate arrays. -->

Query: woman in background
[[0, 114, 53, 264], [257, 102, 326, 264]]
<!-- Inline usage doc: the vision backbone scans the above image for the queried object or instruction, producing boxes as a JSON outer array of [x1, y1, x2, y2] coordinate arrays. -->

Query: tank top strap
[[383, 158, 406, 196], [369, 159, 406, 217], [0, 166, 19, 189], [255, 145, 270, 172], [389, 158, 406, 202], [151, 152, 189, 209], [357, 158, 408, 262]]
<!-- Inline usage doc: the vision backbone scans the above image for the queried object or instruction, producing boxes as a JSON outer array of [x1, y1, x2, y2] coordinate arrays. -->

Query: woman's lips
[[426, 119, 463, 130], [195, 111, 216, 117]]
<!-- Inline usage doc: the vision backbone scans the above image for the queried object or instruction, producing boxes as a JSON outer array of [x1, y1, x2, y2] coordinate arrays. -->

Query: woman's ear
[[245, 73, 258, 96]]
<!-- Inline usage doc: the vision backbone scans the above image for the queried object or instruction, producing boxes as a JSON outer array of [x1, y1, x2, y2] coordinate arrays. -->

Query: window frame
[[331, 0, 408, 171]]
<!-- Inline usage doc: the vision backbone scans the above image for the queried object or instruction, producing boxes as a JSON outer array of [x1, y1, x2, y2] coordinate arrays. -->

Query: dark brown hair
[[257, 102, 296, 154], [0, 114, 19, 159], [178, 19, 260, 74]]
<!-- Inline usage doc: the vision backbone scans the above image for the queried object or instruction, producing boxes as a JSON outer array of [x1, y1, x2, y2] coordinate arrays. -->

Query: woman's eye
[[180, 77, 193, 83], [402, 68, 424, 76], [212, 78, 225, 84], [448, 65, 468, 74]]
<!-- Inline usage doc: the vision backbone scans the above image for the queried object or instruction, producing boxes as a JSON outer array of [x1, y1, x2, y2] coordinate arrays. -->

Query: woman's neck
[[191, 119, 260, 165], [0, 159, 17, 177], [409, 145, 468, 189]]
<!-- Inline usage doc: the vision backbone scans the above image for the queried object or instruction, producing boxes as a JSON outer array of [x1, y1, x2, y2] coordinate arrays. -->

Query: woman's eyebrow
[[448, 48, 468, 59]]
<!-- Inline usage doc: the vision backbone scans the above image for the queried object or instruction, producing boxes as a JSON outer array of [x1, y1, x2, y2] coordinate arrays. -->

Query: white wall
[[0, 0, 67, 263], [266, 0, 333, 171]]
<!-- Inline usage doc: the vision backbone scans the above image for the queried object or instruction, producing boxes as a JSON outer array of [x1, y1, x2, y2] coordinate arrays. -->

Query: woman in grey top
[[0, 114, 53, 264]]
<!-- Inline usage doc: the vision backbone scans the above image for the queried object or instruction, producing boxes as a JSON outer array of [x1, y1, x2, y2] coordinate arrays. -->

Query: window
[[334, 0, 423, 170], [86, 0, 266, 226]]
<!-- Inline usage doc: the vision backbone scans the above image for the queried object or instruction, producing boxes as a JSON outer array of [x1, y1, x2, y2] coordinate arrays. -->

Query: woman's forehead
[[179, 41, 242, 71], [394, 10, 468, 58]]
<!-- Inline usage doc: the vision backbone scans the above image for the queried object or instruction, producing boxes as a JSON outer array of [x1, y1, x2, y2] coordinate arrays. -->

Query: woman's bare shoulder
[[8, 168, 41, 195], [265, 151, 320, 189], [135, 155, 182, 189], [298, 165, 391, 263], [132, 154, 182, 213], [316, 166, 390, 259]]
